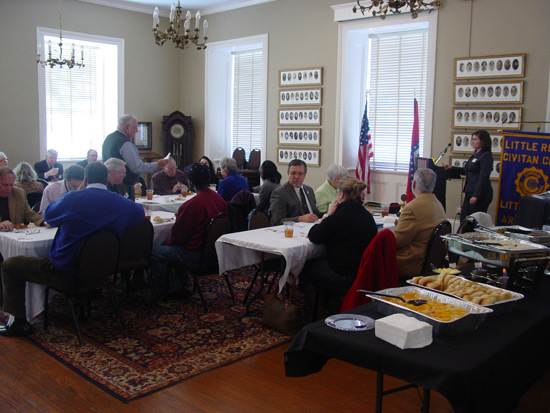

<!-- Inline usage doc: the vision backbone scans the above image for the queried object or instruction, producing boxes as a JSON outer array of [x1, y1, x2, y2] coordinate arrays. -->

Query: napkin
[[375, 314, 432, 349]]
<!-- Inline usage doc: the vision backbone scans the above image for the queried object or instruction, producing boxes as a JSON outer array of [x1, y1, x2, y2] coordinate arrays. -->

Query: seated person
[[0, 162, 144, 337], [151, 158, 188, 195], [315, 164, 348, 214], [76, 149, 99, 169], [199, 156, 218, 187], [253, 160, 281, 214], [217, 157, 249, 202], [270, 159, 321, 225], [34, 149, 63, 182], [0, 152, 8, 168], [150, 163, 228, 296], [39, 165, 84, 214], [104, 158, 130, 199], [393, 168, 447, 279], [0, 167, 44, 232], [13, 162, 44, 194], [301, 177, 378, 292]]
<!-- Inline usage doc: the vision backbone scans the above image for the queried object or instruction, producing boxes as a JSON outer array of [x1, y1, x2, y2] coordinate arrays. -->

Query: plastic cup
[[145, 214, 151, 221], [381, 203, 390, 218], [283, 221, 294, 238], [146, 189, 154, 200], [181, 188, 187, 198]]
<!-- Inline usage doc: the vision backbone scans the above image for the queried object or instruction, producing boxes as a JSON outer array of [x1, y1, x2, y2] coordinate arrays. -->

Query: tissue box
[[375, 314, 433, 349]]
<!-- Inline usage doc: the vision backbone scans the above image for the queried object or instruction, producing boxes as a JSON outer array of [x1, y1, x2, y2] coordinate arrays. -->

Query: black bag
[[262, 274, 299, 336]]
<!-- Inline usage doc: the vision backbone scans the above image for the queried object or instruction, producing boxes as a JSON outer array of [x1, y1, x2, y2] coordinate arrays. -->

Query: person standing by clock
[[102, 114, 169, 200]]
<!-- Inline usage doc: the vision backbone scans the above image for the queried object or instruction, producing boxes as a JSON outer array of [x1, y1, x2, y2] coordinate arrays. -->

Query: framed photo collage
[[277, 67, 323, 166], [452, 53, 525, 180]]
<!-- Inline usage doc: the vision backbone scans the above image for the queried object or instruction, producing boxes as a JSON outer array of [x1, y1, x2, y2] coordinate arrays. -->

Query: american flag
[[356, 101, 373, 194], [406, 98, 420, 202]]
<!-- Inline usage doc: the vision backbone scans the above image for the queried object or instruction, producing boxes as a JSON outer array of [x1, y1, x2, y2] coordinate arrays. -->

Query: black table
[[284, 277, 550, 413], [515, 194, 550, 229]]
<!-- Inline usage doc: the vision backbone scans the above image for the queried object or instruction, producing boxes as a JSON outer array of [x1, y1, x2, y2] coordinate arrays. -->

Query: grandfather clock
[[162, 111, 194, 170]]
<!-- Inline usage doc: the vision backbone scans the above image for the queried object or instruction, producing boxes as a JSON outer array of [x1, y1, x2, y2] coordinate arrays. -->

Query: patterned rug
[[2, 267, 293, 402]]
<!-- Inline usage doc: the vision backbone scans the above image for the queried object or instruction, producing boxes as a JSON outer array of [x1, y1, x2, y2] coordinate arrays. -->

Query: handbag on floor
[[262, 274, 299, 336]]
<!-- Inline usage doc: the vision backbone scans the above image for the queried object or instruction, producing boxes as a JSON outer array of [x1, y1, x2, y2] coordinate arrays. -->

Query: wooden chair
[[43, 228, 121, 346], [166, 212, 235, 313], [232, 147, 246, 169], [421, 220, 452, 274], [238, 148, 261, 188]]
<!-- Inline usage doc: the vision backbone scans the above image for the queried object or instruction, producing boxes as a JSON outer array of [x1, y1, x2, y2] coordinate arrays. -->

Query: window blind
[[231, 49, 263, 159], [368, 28, 428, 171]]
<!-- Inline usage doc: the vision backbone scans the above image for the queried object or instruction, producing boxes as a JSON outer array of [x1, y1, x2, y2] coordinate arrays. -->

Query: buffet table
[[284, 275, 550, 413], [515, 193, 550, 229]]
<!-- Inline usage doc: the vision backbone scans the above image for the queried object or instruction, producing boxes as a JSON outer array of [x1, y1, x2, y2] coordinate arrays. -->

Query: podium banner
[[497, 131, 550, 225]]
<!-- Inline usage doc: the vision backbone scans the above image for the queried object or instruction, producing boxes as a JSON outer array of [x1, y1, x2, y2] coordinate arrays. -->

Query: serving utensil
[[357, 289, 428, 306]]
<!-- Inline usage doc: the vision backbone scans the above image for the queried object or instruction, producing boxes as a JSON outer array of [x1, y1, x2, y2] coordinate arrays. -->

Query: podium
[[417, 157, 447, 211]]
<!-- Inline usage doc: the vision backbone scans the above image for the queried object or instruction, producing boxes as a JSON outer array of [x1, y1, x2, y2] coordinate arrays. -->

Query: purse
[[262, 274, 299, 336]]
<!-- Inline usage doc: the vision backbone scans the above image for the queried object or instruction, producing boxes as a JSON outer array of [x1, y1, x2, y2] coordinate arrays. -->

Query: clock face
[[170, 123, 185, 139]]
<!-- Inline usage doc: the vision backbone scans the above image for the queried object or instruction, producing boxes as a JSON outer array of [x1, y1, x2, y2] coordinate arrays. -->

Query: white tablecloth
[[0, 217, 175, 321], [136, 194, 196, 213], [216, 222, 325, 292]]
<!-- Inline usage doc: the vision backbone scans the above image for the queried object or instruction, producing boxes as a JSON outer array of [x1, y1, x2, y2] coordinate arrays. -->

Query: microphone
[[434, 143, 451, 165]]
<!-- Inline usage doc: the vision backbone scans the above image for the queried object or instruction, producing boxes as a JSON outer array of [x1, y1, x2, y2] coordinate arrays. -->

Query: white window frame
[[204, 34, 268, 165], [36, 27, 124, 161]]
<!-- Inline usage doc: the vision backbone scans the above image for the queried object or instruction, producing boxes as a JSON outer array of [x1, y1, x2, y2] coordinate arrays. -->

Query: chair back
[[232, 147, 246, 169], [118, 218, 154, 272], [76, 228, 120, 291], [248, 208, 271, 230], [37, 178, 48, 188], [200, 213, 232, 271], [229, 190, 257, 232], [247, 149, 261, 171], [421, 220, 452, 274], [27, 192, 43, 209]]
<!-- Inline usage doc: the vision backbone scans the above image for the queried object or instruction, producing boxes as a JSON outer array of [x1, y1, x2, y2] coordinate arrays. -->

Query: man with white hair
[[104, 158, 129, 198], [393, 168, 447, 279], [102, 114, 169, 199], [314, 163, 348, 214], [34, 149, 63, 182]]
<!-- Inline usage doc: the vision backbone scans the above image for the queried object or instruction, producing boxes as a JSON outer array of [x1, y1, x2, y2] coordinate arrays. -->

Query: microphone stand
[[434, 143, 451, 165]]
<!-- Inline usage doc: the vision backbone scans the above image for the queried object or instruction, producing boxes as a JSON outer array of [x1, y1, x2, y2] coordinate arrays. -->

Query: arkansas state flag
[[356, 101, 373, 194], [406, 98, 420, 202]]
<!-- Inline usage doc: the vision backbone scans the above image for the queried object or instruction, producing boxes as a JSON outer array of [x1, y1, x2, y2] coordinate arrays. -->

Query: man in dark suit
[[34, 149, 63, 182], [270, 159, 321, 225], [76, 149, 98, 169]]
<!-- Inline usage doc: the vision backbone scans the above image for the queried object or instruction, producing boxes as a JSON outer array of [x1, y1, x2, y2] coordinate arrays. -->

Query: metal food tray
[[484, 226, 550, 246], [442, 233, 550, 267], [406, 277, 524, 316], [366, 286, 492, 335]]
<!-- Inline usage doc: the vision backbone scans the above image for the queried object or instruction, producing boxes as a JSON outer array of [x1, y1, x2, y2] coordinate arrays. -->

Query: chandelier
[[37, 0, 84, 69], [153, 2, 208, 50], [353, 0, 441, 19]]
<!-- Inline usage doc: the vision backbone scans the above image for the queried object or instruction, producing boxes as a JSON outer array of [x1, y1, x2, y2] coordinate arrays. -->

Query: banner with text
[[497, 131, 550, 225]]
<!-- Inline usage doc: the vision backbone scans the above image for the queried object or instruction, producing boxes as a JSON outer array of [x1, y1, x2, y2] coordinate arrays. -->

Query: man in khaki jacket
[[393, 168, 447, 279]]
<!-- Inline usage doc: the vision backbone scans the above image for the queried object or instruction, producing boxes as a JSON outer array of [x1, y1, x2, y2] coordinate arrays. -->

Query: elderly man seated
[[104, 158, 130, 198], [76, 149, 99, 169], [393, 168, 447, 279], [0, 167, 44, 232], [34, 149, 63, 182], [315, 163, 348, 214], [0, 162, 144, 337], [0, 152, 8, 168], [39, 165, 85, 213], [151, 157, 188, 195], [217, 157, 249, 202]]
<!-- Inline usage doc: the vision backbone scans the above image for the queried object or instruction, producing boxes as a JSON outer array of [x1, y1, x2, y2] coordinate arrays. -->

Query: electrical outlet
[[456, 207, 461, 215]]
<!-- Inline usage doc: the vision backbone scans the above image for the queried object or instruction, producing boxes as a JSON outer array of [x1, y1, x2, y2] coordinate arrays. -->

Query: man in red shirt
[[150, 162, 227, 297]]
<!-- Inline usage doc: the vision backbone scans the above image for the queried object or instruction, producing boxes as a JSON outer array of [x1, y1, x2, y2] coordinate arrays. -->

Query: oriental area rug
[[0, 267, 294, 402]]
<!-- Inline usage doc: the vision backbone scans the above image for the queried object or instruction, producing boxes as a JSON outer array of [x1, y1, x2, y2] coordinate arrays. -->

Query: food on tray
[[13, 224, 27, 229], [153, 216, 164, 223], [433, 267, 460, 274], [381, 291, 469, 322], [410, 273, 514, 305]]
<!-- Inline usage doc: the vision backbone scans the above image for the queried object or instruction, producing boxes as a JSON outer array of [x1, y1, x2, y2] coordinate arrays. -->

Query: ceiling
[[78, 0, 276, 16]]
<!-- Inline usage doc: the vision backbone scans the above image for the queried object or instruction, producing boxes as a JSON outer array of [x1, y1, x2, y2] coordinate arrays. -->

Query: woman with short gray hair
[[217, 157, 249, 201]]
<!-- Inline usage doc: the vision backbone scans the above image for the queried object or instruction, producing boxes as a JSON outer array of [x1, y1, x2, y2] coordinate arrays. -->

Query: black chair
[[37, 178, 48, 189], [26, 192, 43, 210], [165, 212, 234, 313], [232, 147, 246, 169], [228, 189, 256, 232], [31, 202, 41, 213], [43, 228, 121, 346], [421, 220, 452, 275], [113, 218, 154, 297]]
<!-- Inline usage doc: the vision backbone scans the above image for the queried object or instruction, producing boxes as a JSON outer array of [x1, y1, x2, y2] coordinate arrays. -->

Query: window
[[37, 27, 124, 160], [205, 35, 268, 164], [335, 11, 437, 173]]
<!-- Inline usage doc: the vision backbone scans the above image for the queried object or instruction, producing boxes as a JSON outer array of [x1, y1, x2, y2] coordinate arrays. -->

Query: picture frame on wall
[[277, 147, 320, 166], [452, 107, 522, 130], [279, 88, 322, 106], [452, 133, 502, 156], [453, 80, 523, 105], [135, 122, 152, 150], [277, 128, 321, 146], [278, 108, 322, 126], [279, 67, 323, 87], [449, 155, 499, 180], [454, 53, 525, 80]]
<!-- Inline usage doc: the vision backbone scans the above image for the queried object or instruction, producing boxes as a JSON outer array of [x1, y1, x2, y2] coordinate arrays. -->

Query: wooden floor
[[1, 334, 548, 412]]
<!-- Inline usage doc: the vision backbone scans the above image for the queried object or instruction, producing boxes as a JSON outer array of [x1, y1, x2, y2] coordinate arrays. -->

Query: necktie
[[299, 188, 310, 214]]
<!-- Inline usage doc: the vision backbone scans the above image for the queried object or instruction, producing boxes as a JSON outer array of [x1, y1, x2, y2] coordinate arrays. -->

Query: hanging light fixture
[[37, 0, 84, 69], [152, 2, 208, 50], [353, 0, 441, 19]]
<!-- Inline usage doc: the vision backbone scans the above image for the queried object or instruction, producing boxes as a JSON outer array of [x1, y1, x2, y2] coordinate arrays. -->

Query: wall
[[0, 0, 180, 166]]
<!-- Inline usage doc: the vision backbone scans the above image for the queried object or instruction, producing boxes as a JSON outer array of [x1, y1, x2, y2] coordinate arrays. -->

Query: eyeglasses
[[0, 158, 7, 163]]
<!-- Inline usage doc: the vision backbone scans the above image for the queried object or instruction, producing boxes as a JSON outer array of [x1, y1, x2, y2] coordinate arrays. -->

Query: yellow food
[[153, 216, 164, 223], [382, 292, 469, 322], [433, 267, 460, 274]]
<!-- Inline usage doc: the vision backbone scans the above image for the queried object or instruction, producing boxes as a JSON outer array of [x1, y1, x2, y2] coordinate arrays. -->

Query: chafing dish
[[482, 226, 550, 246], [442, 232, 550, 267], [366, 286, 492, 335]]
